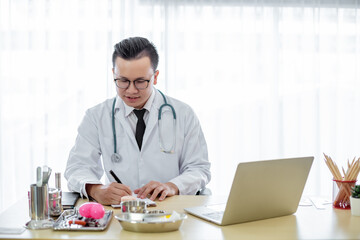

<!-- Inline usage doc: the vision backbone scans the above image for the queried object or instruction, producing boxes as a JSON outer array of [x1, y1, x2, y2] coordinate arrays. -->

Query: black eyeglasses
[[114, 75, 154, 90]]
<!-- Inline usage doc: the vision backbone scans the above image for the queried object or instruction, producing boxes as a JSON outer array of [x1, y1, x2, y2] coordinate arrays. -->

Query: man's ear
[[153, 70, 159, 85]]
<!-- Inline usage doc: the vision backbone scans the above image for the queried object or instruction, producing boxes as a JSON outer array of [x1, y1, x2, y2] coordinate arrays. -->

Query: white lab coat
[[65, 89, 211, 197]]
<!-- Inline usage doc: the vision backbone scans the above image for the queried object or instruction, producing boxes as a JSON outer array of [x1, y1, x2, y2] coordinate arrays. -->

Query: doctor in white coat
[[65, 37, 211, 205]]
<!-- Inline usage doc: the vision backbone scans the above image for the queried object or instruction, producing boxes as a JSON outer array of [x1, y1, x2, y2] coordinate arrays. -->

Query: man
[[65, 37, 211, 205]]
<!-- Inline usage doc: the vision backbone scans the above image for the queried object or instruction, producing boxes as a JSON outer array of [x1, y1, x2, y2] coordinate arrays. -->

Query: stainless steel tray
[[115, 212, 187, 233], [53, 209, 113, 231]]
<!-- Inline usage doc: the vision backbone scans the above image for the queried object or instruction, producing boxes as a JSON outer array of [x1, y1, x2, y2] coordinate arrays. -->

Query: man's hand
[[86, 183, 132, 205], [134, 181, 179, 201]]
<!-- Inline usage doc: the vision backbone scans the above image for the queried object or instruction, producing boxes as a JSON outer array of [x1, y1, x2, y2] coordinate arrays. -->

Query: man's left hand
[[134, 181, 179, 201]]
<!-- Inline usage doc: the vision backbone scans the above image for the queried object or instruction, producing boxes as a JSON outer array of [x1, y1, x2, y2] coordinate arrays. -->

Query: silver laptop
[[184, 156, 313, 226]]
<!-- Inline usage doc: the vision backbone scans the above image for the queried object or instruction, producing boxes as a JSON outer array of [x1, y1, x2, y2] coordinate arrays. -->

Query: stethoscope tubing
[[112, 98, 118, 154]]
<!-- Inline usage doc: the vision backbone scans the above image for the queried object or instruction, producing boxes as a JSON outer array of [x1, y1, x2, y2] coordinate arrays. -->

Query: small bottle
[[55, 172, 61, 189], [49, 172, 63, 217]]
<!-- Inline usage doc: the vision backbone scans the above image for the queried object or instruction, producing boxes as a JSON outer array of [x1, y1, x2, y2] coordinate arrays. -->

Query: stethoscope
[[111, 90, 176, 163]]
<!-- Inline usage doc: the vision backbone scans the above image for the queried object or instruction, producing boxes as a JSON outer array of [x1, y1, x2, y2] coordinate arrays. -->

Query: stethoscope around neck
[[111, 89, 177, 163]]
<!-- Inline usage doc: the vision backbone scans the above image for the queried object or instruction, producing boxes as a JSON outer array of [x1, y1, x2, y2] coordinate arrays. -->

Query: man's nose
[[126, 81, 138, 93]]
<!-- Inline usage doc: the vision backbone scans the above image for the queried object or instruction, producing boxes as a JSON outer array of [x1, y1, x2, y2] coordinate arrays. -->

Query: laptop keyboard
[[203, 211, 224, 221]]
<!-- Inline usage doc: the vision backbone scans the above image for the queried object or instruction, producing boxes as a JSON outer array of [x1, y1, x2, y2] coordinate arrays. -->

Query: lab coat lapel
[[142, 91, 162, 149], [114, 103, 138, 149]]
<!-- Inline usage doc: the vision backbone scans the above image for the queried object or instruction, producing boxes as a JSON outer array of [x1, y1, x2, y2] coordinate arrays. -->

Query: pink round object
[[90, 203, 105, 219], [79, 202, 94, 218], [79, 202, 105, 219]]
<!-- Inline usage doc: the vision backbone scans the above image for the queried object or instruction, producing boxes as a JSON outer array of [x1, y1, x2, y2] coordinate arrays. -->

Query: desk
[[0, 195, 360, 239]]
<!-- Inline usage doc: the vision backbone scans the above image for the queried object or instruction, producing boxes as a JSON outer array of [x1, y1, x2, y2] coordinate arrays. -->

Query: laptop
[[184, 156, 314, 226]]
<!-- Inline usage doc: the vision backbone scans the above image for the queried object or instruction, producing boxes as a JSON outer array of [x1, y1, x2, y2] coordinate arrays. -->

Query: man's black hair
[[112, 37, 159, 71]]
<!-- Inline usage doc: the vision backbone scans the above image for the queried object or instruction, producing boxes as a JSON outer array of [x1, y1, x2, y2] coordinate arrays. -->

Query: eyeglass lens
[[115, 79, 149, 90]]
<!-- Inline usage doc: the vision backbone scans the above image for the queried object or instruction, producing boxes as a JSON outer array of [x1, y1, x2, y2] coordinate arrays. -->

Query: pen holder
[[27, 184, 53, 229], [332, 180, 356, 209], [29, 184, 49, 220]]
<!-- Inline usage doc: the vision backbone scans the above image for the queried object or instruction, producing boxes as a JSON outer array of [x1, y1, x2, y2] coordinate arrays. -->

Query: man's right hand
[[86, 183, 132, 205]]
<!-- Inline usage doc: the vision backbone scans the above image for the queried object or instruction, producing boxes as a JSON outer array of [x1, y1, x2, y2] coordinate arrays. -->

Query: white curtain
[[1, 0, 360, 212]]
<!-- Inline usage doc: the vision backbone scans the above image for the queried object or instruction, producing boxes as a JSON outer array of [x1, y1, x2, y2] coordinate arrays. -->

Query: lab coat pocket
[[159, 150, 179, 166], [159, 151, 180, 177]]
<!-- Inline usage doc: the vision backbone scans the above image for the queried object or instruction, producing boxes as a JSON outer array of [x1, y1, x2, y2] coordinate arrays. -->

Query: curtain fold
[[1, 0, 360, 212]]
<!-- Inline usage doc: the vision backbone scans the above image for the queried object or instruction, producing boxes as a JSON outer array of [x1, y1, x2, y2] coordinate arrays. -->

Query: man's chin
[[124, 100, 143, 109]]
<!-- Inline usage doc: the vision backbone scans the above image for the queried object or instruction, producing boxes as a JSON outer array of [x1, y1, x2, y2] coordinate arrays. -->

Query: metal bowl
[[115, 212, 187, 233]]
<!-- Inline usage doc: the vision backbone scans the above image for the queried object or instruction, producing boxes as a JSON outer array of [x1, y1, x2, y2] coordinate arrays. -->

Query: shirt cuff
[[81, 181, 102, 199]]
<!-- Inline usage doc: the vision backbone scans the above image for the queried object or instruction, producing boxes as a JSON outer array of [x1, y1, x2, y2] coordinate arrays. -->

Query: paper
[[167, 211, 181, 221], [299, 198, 313, 206], [309, 197, 332, 210], [0, 227, 25, 234], [143, 211, 179, 223], [111, 193, 156, 208]]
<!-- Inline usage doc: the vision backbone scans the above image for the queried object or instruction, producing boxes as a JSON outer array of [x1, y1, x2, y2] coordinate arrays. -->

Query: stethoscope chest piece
[[111, 153, 122, 163]]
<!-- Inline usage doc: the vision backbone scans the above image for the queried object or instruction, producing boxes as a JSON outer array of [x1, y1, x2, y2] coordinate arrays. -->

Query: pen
[[109, 170, 122, 184]]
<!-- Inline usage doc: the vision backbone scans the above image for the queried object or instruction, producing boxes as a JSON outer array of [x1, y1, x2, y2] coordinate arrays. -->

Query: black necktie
[[134, 109, 146, 150]]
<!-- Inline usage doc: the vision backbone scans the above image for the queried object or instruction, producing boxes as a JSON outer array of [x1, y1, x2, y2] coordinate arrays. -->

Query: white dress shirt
[[123, 88, 155, 134]]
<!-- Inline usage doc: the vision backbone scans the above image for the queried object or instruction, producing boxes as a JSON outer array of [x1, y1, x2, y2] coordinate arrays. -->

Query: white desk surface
[[0, 195, 360, 239]]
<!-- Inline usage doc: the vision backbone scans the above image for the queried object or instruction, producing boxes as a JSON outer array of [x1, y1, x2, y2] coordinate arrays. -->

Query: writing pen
[[109, 170, 122, 184]]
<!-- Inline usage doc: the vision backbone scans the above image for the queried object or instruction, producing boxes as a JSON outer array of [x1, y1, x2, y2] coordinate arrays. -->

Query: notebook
[[62, 192, 80, 209], [184, 156, 314, 226]]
